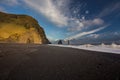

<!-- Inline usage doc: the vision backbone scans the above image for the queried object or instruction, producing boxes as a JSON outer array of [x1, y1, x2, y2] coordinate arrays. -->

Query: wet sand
[[0, 43, 120, 80]]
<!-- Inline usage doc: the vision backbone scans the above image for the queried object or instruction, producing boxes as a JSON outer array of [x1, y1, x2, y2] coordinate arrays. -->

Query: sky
[[0, 0, 120, 44]]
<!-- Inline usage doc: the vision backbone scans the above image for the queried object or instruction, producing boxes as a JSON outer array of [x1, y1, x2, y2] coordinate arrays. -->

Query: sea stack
[[0, 12, 49, 44]]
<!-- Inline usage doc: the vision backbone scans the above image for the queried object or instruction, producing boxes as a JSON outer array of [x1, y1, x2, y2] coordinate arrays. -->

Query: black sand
[[0, 43, 120, 80]]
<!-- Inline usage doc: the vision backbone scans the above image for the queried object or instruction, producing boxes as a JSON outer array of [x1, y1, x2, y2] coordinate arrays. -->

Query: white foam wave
[[49, 43, 120, 54]]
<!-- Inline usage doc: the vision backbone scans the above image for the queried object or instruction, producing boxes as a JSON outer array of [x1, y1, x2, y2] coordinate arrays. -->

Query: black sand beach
[[0, 43, 120, 80]]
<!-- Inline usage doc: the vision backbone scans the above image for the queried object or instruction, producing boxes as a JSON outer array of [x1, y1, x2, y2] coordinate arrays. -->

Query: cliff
[[0, 12, 49, 44]]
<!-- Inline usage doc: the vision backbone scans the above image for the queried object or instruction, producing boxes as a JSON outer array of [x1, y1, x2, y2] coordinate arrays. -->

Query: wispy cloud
[[23, 0, 69, 27], [22, 0, 105, 30], [88, 34, 100, 39], [70, 31, 120, 44], [0, 0, 19, 6], [88, 31, 120, 39], [0, 6, 5, 12], [98, 2, 120, 17], [65, 25, 109, 40], [68, 18, 104, 31]]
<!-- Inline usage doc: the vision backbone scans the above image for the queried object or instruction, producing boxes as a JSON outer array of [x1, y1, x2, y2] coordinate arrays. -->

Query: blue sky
[[0, 0, 120, 44]]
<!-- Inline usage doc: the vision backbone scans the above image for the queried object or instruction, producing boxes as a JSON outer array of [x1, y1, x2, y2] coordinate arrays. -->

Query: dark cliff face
[[0, 11, 49, 44]]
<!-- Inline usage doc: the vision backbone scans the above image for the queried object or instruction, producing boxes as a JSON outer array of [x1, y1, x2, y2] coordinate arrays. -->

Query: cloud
[[0, 6, 5, 12], [98, 2, 120, 17], [68, 18, 104, 31], [22, 0, 104, 28], [88, 34, 100, 39], [88, 32, 120, 39], [22, 0, 105, 33], [65, 25, 109, 40], [70, 31, 120, 44], [0, 0, 19, 6], [23, 0, 69, 27]]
